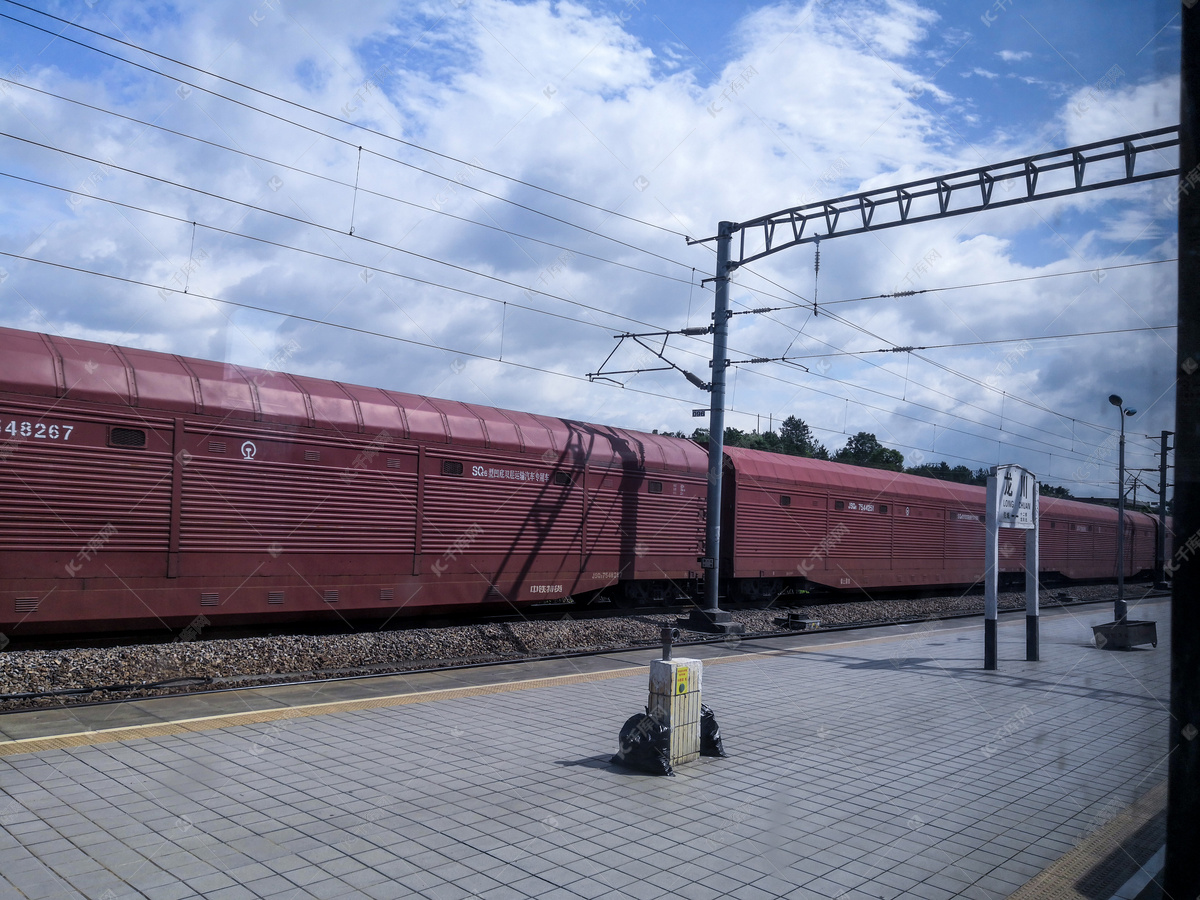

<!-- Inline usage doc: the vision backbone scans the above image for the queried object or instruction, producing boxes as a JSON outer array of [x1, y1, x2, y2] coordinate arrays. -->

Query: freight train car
[[0, 327, 706, 634], [0, 326, 1163, 635], [720, 446, 1158, 598]]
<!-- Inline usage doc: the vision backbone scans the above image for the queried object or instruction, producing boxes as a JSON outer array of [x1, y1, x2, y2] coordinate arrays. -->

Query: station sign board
[[996, 464, 1036, 529]]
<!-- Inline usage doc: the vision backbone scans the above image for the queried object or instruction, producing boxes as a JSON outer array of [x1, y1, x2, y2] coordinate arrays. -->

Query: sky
[[0, 0, 1183, 497]]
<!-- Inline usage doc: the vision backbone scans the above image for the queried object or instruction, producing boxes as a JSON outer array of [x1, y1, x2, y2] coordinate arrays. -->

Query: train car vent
[[208, 441, 226, 453], [323, 590, 339, 603], [879, 505, 888, 514], [109, 427, 146, 448], [379, 588, 395, 602], [647, 480, 663, 494], [200, 592, 220, 607], [14, 597, 38, 614], [780, 495, 791, 507], [267, 591, 285, 605], [442, 460, 464, 476], [304, 449, 320, 461], [386, 458, 403, 468], [555, 471, 574, 487], [834, 500, 845, 510]]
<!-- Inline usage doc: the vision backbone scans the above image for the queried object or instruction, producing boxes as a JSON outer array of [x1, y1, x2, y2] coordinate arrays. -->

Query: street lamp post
[[1109, 394, 1137, 623]]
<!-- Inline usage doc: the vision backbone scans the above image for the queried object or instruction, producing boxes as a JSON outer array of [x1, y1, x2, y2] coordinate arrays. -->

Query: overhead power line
[[0, 1, 687, 240], [730, 282, 1137, 440], [797, 419, 1118, 490], [0, 78, 698, 288], [0, 246, 718, 413], [0, 166, 688, 339], [784, 325, 1177, 358], [731, 355, 1114, 467], [0, 129, 701, 334], [823, 258, 1178, 307]]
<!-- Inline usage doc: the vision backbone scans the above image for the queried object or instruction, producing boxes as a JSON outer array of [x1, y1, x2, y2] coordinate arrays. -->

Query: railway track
[[0, 584, 1166, 714]]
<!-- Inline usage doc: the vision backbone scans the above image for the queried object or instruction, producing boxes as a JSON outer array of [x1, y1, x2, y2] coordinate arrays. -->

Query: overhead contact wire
[[0, 2, 689, 240], [0, 76, 699, 286]]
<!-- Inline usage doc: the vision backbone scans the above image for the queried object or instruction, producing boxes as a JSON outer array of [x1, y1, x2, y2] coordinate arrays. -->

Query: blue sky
[[0, 0, 1182, 495]]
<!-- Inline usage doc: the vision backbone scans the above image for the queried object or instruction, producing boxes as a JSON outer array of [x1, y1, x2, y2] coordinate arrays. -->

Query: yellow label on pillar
[[676, 668, 688, 694]]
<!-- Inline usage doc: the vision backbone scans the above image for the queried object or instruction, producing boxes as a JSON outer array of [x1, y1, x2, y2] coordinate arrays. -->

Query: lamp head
[[1109, 394, 1122, 407], [1125, 408, 1137, 417]]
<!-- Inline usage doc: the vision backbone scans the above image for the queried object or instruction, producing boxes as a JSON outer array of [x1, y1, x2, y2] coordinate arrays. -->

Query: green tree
[[905, 462, 979, 484], [1039, 483, 1073, 498], [722, 427, 749, 447], [778, 416, 829, 459], [744, 430, 782, 454], [833, 432, 905, 471]]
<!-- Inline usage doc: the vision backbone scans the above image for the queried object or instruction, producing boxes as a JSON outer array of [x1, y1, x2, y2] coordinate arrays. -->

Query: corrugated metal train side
[[721, 446, 1160, 595], [0, 327, 707, 633]]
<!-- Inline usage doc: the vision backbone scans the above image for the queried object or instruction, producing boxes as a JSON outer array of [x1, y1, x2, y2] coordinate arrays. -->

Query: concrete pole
[[1165, 6, 1200, 894]]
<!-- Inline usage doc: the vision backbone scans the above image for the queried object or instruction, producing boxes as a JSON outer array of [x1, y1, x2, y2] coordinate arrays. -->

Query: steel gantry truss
[[721, 125, 1179, 267], [683, 125, 1179, 632]]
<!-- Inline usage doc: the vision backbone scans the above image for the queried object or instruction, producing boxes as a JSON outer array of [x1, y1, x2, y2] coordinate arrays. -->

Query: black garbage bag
[[611, 711, 674, 776], [700, 704, 727, 757]]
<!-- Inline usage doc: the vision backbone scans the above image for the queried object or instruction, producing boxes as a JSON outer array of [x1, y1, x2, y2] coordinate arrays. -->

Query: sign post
[[984, 465, 1038, 670], [1025, 491, 1040, 661]]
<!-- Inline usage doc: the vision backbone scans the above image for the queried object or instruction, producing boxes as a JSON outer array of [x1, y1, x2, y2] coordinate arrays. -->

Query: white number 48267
[[3, 420, 73, 440]]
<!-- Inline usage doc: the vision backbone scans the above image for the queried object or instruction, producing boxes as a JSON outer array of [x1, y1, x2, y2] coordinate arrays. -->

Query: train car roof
[[0, 326, 706, 474], [723, 444, 1158, 526]]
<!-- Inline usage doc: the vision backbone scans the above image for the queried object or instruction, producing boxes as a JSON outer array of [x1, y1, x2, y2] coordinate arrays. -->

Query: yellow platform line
[[1008, 781, 1166, 899]]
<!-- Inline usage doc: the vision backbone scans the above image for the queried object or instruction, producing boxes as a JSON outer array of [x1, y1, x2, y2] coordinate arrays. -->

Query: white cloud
[[0, 0, 1177, 491], [997, 50, 1032, 62], [1062, 74, 1180, 144]]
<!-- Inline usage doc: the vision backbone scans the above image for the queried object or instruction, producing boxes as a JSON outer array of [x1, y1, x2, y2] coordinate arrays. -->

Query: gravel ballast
[[0, 584, 1146, 710]]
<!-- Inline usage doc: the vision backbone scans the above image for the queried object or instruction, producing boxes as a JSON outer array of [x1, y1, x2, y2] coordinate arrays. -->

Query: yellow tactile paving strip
[[0, 627, 944, 757], [1007, 781, 1166, 899]]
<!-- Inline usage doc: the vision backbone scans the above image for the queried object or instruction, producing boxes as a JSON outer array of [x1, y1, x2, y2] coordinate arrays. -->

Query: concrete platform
[[0, 597, 1171, 899]]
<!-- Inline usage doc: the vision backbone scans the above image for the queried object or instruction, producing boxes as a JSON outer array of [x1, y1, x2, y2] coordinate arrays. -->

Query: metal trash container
[[1092, 620, 1158, 650]]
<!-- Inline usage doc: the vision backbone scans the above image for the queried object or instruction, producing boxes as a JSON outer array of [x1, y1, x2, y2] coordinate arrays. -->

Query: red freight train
[[0, 326, 1160, 634], [718, 447, 1159, 600]]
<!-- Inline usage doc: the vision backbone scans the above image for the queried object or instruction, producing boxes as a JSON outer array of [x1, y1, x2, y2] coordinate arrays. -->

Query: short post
[[661, 626, 678, 661]]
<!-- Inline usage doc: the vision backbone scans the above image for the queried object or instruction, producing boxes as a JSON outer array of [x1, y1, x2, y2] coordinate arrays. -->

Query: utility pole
[[686, 222, 743, 635]]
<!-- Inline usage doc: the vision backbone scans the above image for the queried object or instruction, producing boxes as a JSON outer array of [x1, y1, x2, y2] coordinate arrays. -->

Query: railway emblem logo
[[241, 441, 257, 460]]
